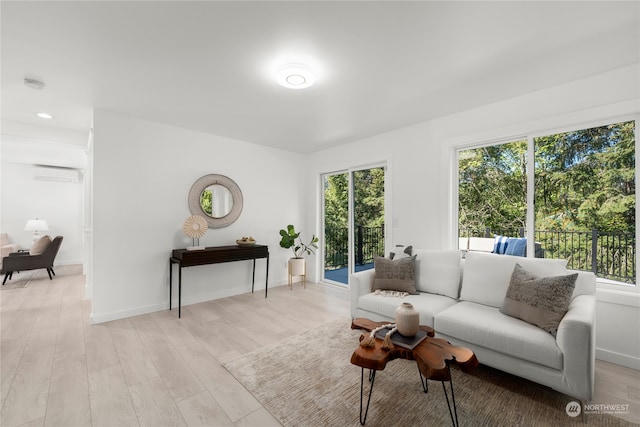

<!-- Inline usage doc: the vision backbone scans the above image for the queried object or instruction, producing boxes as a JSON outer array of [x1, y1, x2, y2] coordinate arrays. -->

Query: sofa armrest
[[555, 293, 596, 400], [349, 269, 376, 319]]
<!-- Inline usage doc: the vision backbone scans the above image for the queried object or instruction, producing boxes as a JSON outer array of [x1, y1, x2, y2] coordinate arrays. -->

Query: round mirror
[[188, 174, 243, 228], [200, 184, 233, 218]]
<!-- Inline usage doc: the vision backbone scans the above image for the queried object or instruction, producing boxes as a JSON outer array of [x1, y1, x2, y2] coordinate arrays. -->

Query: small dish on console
[[236, 236, 256, 247]]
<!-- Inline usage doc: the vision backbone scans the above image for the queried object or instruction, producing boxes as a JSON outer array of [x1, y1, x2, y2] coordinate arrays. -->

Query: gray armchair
[[1, 236, 63, 285]]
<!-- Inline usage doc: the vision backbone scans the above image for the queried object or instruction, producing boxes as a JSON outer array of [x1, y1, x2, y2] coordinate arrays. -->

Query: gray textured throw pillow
[[501, 263, 577, 336], [373, 255, 418, 295]]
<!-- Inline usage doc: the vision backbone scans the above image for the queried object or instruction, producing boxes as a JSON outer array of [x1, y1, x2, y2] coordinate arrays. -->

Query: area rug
[[224, 319, 632, 427]]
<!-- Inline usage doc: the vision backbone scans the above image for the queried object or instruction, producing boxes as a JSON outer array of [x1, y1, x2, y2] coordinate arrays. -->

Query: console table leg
[[251, 259, 256, 294], [178, 266, 182, 319], [441, 364, 459, 427], [265, 255, 269, 298], [169, 260, 172, 311], [359, 368, 376, 425]]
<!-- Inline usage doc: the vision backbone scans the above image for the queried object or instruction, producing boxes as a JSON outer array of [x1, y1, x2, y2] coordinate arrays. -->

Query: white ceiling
[[2, 1, 639, 153]]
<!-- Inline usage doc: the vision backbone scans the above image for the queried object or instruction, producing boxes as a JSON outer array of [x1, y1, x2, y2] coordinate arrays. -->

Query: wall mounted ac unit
[[33, 165, 82, 183]]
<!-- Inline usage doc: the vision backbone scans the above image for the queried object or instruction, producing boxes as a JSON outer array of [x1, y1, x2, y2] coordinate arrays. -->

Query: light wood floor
[[1, 265, 638, 426]]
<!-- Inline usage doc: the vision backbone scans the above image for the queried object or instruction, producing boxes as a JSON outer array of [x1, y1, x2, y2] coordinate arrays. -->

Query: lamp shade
[[24, 219, 49, 232]]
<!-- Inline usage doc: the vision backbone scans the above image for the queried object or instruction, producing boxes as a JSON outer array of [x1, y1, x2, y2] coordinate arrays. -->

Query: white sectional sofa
[[350, 249, 596, 402]]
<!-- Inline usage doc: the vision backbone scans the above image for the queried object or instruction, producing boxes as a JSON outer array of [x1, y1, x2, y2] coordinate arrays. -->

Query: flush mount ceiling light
[[276, 63, 316, 89], [36, 112, 53, 119]]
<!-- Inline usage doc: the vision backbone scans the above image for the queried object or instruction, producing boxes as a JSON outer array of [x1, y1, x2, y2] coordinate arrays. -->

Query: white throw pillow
[[460, 251, 568, 308], [414, 249, 462, 299]]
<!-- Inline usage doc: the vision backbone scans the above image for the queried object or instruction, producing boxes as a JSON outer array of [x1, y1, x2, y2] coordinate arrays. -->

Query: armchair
[[1, 236, 63, 285]]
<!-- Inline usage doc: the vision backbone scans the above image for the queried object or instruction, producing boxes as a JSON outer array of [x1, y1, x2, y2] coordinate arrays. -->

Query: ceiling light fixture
[[36, 112, 53, 119], [276, 64, 316, 89]]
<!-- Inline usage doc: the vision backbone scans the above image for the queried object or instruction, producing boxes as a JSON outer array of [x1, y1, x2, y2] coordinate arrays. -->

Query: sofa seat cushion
[[435, 301, 563, 370], [358, 292, 457, 327]]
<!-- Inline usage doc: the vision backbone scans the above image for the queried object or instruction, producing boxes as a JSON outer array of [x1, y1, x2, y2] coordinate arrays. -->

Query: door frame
[[320, 162, 389, 287]]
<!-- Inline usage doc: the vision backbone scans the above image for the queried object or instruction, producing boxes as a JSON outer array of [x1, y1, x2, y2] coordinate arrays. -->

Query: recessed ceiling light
[[36, 112, 53, 119], [276, 64, 316, 89]]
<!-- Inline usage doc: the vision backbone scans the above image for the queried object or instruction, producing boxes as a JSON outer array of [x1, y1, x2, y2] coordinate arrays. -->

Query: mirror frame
[[188, 174, 243, 228]]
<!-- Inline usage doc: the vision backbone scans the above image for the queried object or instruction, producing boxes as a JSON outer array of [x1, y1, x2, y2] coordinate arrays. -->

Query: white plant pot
[[288, 258, 306, 289]]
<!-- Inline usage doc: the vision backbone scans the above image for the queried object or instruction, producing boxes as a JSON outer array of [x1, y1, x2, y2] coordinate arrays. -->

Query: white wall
[[91, 110, 304, 323], [1, 132, 87, 266], [306, 64, 640, 369]]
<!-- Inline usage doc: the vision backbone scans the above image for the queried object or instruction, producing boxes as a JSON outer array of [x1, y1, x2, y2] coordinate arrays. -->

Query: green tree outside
[[458, 120, 636, 283]]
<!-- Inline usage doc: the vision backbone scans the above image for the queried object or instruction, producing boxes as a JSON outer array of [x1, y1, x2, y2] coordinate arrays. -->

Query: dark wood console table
[[169, 244, 269, 318]]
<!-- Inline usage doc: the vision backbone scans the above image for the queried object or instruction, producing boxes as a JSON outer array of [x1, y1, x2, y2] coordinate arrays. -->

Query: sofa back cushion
[[414, 249, 462, 299], [571, 270, 596, 297], [460, 251, 568, 308]]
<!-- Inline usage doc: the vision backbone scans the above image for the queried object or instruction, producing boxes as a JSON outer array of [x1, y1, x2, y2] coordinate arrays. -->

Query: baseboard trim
[[90, 281, 292, 324], [596, 348, 640, 370]]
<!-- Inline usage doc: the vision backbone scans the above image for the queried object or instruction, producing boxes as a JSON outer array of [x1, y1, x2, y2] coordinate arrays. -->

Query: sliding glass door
[[322, 166, 386, 286]]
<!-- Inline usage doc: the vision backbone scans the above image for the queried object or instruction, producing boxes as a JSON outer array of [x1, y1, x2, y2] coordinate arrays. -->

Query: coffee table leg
[[417, 366, 428, 393], [441, 364, 459, 427], [359, 368, 376, 425]]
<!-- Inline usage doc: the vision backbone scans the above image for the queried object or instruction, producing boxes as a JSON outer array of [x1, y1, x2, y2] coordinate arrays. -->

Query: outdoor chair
[[1, 236, 63, 285]]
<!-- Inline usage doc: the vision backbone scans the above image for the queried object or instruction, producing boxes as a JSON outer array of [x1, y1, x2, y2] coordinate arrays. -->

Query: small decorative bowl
[[236, 239, 256, 247]]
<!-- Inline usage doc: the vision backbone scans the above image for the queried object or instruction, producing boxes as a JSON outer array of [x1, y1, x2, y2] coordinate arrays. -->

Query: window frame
[[452, 114, 639, 292]]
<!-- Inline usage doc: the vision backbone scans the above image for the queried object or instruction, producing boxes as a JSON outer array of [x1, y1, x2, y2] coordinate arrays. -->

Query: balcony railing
[[461, 227, 636, 284], [324, 225, 384, 270], [325, 225, 636, 283]]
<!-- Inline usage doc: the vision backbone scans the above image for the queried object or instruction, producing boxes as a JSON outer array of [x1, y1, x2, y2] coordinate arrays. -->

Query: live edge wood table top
[[169, 245, 269, 318], [350, 318, 478, 380], [350, 318, 478, 426]]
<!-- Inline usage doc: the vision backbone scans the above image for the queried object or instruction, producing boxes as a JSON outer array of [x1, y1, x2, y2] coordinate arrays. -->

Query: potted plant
[[279, 224, 319, 288]]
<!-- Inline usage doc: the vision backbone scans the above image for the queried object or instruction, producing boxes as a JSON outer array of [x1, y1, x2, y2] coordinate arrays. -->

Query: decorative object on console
[[24, 218, 49, 242], [182, 215, 208, 250], [236, 236, 256, 247], [395, 302, 419, 337]]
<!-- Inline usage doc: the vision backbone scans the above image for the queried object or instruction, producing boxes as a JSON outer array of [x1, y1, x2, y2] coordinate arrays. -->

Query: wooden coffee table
[[351, 318, 478, 426]]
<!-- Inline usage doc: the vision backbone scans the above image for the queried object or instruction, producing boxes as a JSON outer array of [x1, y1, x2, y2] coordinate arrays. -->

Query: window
[[458, 120, 636, 285]]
